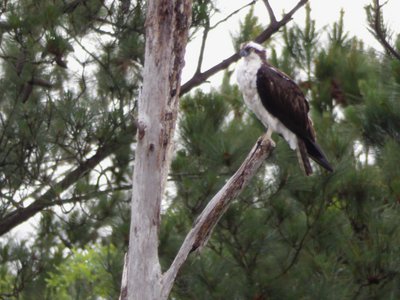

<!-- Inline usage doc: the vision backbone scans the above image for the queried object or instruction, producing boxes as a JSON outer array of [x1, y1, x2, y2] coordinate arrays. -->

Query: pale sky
[[182, 0, 400, 87], [4, 0, 400, 242]]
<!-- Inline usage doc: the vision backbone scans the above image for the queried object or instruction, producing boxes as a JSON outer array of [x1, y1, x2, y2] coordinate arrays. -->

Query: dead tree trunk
[[122, 0, 192, 299], [121, 1, 308, 299]]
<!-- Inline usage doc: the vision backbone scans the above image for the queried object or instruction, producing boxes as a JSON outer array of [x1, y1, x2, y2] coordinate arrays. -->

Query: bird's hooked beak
[[239, 43, 250, 57], [239, 48, 250, 57]]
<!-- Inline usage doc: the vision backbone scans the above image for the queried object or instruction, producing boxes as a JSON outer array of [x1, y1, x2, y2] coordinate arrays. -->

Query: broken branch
[[161, 134, 274, 297]]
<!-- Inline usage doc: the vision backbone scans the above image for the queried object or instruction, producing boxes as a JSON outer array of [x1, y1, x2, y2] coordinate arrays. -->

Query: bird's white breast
[[236, 54, 298, 150]]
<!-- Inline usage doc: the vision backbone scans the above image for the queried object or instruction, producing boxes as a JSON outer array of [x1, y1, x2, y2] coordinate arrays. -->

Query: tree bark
[[161, 134, 274, 296], [121, 1, 309, 299], [123, 1, 192, 299]]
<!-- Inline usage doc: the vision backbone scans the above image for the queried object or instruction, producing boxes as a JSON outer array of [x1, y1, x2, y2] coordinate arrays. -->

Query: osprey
[[236, 41, 333, 175]]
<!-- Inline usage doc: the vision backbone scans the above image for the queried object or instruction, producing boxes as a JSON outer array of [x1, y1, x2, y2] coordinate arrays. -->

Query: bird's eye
[[239, 46, 253, 57]]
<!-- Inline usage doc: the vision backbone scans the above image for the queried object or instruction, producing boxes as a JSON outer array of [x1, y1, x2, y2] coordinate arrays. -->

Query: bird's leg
[[264, 126, 275, 147], [266, 126, 272, 139]]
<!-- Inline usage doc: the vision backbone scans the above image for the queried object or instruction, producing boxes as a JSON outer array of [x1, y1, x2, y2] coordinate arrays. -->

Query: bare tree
[[122, 0, 193, 299], [121, 1, 308, 299]]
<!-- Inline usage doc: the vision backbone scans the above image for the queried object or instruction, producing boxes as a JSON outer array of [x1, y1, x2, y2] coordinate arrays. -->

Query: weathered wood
[[121, 1, 308, 299], [122, 1, 192, 299], [161, 134, 274, 297]]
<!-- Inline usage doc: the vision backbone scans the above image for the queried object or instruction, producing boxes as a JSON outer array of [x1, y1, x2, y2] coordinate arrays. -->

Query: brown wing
[[256, 64, 333, 172], [297, 139, 313, 176], [256, 63, 315, 141]]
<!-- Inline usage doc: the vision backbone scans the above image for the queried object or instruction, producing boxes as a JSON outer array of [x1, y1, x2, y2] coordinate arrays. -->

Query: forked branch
[[180, 0, 308, 95], [262, 0, 277, 23], [121, 1, 307, 298], [159, 0, 307, 295], [161, 135, 274, 297], [195, 1, 257, 75]]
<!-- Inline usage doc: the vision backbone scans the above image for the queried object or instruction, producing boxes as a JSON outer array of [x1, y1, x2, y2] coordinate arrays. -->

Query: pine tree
[[0, 1, 145, 298], [2, 1, 400, 298]]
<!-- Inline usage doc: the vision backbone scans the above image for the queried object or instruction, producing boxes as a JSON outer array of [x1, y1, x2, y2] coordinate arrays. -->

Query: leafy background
[[1, 1, 400, 299]]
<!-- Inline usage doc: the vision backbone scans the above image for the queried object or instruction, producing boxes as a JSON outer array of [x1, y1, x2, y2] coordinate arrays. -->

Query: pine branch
[[0, 123, 136, 236], [368, 0, 400, 61], [180, 0, 308, 96], [161, 134, 274, 297]]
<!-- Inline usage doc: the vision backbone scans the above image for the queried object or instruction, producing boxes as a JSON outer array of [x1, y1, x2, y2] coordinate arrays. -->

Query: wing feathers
[[303, 138, 334, 172], [256, 63, 333, 174], [297, 139, 313, 176], [256, 64, 312, 140]]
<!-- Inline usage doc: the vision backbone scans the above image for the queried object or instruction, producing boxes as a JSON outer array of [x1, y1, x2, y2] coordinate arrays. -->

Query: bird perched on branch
[[236, 41, 333, 175]]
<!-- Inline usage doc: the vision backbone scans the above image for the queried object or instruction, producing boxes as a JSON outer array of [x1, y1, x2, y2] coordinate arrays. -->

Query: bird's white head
[[239, 42, 266, 61]]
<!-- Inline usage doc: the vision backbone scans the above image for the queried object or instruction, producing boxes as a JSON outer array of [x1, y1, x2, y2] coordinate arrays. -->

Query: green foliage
[[171, 89, 261, 215], [162, 6, 400, 300], [232, 6, 264, 51], [192, 0, 217, 28], [1, 1, 400, 299], [357, 79, 400, 146], [329, 9, 348, 47], [282, 3, 319, 79], [0, 0, 140, 297], [46, 245, 122, 300]]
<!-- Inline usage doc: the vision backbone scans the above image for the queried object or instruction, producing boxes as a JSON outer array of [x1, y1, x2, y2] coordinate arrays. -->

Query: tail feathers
[[303, 137, 333, 173], [296, 139, 313, 176]]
